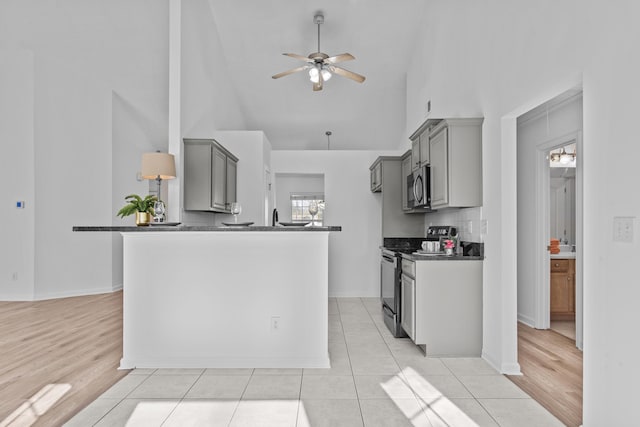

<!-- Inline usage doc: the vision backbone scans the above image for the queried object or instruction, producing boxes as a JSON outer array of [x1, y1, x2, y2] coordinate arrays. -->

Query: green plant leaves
[[117, 194, 158, 218]]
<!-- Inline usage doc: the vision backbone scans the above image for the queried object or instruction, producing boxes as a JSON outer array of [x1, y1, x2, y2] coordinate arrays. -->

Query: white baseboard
[[517, 313, 536, 328], [33, 284, 123, 301], [482, 350, 522, 375], [120, 355, 331, 370]]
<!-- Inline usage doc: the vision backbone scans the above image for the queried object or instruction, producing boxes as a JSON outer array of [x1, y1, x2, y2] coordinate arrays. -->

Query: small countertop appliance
[[425, 226, 458, 252]]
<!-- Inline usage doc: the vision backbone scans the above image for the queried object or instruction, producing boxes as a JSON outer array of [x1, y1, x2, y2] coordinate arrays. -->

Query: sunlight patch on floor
[[383, 367, 480, 427], [0, 383, 71, 427]]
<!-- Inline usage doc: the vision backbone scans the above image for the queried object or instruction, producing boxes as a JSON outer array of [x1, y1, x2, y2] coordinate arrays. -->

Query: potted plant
[[117, 194, 157, 226]]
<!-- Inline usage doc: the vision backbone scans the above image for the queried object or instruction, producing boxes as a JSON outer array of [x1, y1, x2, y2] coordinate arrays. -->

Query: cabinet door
[[211, 147, 227, 211], [401, 274, 415, 340], [429, 127, 449, 208], [401, 155, 411, 210], [183, 142, 212, 211], [550, 272, 570, 314], [370, 162, 382, 192], [226, 157, 237, 207], [419, 132, 430, 166], [411, 138, 421, 171]]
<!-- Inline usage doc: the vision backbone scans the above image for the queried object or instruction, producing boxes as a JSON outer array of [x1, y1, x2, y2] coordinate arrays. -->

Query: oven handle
[[382, 304, 395, 318], [382, 254, 395, 263]]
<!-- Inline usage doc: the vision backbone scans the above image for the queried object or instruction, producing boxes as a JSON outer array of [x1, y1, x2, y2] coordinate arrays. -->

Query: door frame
[[534, 131, 583, 349]]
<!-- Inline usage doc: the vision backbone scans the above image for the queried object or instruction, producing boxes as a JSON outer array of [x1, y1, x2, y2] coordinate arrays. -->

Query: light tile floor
[[65, 298, 564, 426]]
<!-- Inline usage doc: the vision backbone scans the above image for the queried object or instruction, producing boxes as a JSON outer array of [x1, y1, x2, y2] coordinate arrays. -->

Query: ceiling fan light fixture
[[321, 67, 332, 81], [272, 13, 365, 90], [309, 66, 320, 83]]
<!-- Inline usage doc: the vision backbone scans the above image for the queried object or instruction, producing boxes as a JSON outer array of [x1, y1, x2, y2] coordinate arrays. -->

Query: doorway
[[549, 144, 577, 340], [516, 88, 583, 349]]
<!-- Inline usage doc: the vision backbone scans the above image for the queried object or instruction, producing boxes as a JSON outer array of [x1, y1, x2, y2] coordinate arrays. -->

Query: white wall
[[272, 150, 401, 297], [180, 0, 246, 135], [0, 1, 170, 300], [0, 50, 36, 300], [516, 94, 582, 326], [407, 0, 639, 423], [33, 56, 115, 299], [274, 174, 325, 223]]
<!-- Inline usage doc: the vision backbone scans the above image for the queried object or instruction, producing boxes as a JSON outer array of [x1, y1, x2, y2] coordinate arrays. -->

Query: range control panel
[[426, 226, 458, 241]]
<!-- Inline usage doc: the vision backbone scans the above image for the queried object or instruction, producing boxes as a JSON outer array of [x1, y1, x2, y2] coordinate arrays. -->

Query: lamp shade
[[141, 152, 176, 180]]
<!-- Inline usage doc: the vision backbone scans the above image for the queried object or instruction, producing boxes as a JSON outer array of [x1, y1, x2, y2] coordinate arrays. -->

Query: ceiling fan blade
[[283, 53, 313, 62], [331, 66, 366, 83], [324, 53, 355, 64], [272, 65, 309, 79]]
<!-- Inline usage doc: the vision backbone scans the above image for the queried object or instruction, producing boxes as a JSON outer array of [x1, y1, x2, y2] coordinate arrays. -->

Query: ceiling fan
[[271, 13, 366, 91]]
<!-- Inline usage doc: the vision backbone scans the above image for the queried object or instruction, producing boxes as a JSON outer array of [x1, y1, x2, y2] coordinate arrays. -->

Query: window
[[290, 193, 325, 226]]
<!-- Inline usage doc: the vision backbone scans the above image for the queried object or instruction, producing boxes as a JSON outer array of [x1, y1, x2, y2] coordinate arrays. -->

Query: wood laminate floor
[[508, 322, 583, 427], [0, 291, 128, 427]]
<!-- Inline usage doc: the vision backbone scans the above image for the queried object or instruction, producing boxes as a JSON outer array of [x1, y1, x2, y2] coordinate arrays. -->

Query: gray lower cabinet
[[401, 258, 483, 357], [401, 260, 416, 340], [184, 138, 238, 213]]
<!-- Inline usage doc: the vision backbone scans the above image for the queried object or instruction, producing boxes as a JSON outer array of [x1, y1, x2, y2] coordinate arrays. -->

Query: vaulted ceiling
[[207, 0, 426, 150]]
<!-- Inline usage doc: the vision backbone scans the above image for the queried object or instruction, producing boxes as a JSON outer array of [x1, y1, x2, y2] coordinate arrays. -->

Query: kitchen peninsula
[[73, 226, 341, 369]]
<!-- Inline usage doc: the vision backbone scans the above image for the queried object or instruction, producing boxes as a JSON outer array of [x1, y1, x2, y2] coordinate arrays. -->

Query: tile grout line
[[337, 298, 365, 426], [363, 298, 438, 426], [158, 369, 207, 427], [89, 369, 156, 426], [226, 368, 256, 426]]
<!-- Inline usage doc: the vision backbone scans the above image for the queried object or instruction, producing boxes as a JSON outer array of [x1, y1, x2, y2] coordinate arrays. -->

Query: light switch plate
[[481, 219, 488, 235], [613, 216, 634, 242]]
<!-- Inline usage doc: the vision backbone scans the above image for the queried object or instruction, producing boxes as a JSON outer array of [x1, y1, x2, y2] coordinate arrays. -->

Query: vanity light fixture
[[550, 147, 576, 165]]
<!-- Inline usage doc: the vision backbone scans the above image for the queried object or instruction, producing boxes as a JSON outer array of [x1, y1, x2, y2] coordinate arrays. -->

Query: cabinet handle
[[554, 263, 559, 267]]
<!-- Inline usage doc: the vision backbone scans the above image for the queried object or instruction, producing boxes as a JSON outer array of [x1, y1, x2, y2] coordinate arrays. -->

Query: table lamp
[[141, 152, 176, 222]]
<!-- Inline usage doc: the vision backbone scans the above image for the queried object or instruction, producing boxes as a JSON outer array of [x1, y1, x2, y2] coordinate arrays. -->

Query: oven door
[[380, 250, 407, 337], [381, 250, 397, 311]]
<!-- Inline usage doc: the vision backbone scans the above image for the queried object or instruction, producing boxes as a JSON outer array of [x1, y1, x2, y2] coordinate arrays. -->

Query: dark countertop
[[400, 252, 484, 261], [73, 225, 341, 232]]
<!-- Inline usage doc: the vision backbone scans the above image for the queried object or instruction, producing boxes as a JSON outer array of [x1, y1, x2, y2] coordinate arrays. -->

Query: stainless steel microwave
[[407, 166, 431, 209]]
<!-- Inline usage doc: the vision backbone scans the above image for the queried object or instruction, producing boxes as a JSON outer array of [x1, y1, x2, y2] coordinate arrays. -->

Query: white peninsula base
[[120, 231, 330, 369]]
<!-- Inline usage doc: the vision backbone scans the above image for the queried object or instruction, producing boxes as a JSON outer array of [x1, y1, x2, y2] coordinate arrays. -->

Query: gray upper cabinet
[[401, 151, 412, 211], [409, 122, 432, 171], [370, 159, 382, 192], [419, 132, 430, 166], [184, 138, 239, 213], [410, 137, 421, 171], [428, 118, 483, 210]]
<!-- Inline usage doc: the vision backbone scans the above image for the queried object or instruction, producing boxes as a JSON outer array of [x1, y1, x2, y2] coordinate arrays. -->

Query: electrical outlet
[[466, 220, 473, 234], [271, 316, 280, 331], [12, 272, 18, 281]]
